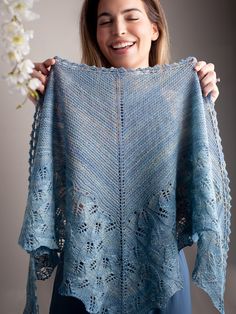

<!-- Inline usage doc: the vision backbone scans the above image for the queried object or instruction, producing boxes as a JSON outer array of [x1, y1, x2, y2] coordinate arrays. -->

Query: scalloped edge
[[206, 96, 232, 254], [53, 55, 197, 73]]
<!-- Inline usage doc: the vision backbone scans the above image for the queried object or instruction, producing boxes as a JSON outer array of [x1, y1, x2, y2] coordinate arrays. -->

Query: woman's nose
[[111, 19, 126, 36]]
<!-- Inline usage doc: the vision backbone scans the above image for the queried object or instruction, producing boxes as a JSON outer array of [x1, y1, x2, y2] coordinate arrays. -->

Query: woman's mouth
[[110, 42, 136, 54]]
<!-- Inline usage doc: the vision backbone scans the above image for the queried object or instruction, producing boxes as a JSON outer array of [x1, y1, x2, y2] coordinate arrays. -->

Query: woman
[[29, 1, 220, 313]]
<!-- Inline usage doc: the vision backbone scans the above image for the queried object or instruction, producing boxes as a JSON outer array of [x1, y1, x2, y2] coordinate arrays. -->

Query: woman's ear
[[151, 23, 159, 41]]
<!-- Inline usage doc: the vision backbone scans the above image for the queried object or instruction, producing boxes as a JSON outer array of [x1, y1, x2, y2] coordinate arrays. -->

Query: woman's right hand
[[28, 58, 56, 105]]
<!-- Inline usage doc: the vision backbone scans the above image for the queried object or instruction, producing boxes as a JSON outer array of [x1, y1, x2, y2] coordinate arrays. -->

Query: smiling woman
[[96, 1, 159, 69], [81, 0, 170, 68], [15, 1, 229, 314]]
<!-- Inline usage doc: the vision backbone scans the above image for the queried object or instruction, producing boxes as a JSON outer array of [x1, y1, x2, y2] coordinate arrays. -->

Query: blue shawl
[[18, 56, 231, 314]]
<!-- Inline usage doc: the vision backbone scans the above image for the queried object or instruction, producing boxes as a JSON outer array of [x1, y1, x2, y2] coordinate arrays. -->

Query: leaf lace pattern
[[18, 56, 231, 314]]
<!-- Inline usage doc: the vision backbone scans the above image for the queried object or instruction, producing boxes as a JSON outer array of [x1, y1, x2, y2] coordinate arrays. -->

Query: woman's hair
[[80, 0, 171, 67]]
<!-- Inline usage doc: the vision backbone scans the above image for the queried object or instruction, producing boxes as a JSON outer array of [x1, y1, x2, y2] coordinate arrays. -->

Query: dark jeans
[[49, 262, 161, 314], [49, 255, 88, 314], [50, 292, 160, 314], [49, 250, 191, 314], [49, 294, 88, 314]]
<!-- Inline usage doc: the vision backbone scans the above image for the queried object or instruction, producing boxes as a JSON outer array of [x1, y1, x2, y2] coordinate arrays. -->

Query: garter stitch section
[[18, 56, 231, 314]]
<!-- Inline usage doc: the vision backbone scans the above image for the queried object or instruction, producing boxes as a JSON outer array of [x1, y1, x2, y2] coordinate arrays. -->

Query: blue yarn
[[18, 56, 231, 314]]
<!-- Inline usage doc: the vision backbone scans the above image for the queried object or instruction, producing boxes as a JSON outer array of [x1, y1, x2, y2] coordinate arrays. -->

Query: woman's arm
[[194, 61, 220, 103]]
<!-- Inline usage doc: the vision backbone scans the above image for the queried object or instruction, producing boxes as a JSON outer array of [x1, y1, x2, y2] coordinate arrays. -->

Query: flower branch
[[0, 0, 41, 109]]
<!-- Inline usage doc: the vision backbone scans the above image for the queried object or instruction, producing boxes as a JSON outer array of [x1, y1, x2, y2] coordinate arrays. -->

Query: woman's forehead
[[97, 0, 146, 15]]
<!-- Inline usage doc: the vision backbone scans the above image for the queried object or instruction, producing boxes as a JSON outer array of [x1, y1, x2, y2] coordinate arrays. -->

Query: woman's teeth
[[111, 42, 135, 49]]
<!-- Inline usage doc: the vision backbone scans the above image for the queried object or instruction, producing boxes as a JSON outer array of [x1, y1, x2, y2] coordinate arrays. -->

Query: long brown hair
[[80, 0, 171, 67]]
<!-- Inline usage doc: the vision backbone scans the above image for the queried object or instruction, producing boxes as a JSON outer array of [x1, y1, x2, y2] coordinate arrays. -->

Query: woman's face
[[96, 0, 159, 69]]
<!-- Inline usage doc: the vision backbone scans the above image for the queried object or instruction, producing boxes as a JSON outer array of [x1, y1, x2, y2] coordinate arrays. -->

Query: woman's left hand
[[194, 61, 220, 103]]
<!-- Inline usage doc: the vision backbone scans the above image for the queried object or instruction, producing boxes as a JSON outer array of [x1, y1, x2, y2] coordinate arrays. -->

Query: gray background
[[0, 1, 235, 313]]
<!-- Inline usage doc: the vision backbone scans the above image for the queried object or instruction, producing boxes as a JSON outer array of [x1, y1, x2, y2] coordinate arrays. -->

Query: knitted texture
[[18, 56, 231, 314]]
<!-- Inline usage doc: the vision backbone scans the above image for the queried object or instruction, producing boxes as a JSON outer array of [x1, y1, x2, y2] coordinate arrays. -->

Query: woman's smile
[[96, 0, 159, 68], [109, 40, 136, 55]]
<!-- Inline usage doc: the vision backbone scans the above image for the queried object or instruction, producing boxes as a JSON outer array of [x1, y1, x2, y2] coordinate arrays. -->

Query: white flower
[[18, 58, 34, 74], [4, 29, 33, 55], [0, 1, 11, 21], [5, 73, 18, 85], [5, 68, 30, 85], [1, 0, 40, 109], [1, 49, 22, 63], [8, 1, 40, 22], [1, 20, 22, 35], [28, 77, 41, 90], [15, 82, 29, 95]]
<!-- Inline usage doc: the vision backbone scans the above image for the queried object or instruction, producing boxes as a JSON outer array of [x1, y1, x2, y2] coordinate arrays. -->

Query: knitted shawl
[[18, 56, 231, 314]]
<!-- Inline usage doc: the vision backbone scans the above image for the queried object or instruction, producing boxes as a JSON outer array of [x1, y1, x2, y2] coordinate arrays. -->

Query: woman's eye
[[127, 16, 139, 21], [99, 20, 112, 25]]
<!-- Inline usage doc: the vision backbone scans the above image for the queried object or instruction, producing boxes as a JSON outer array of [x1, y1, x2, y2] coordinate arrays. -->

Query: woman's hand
[[28, 58, 56, 105], [194, 61, 220, 103]]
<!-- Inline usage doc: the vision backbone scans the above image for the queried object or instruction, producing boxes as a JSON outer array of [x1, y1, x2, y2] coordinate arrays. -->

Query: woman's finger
[[210, 86, 220, 103], [194, 60, 207, 71], [195, 62, 215, 81], [28, 69, 45, 94], [28, 58, 56, 105], [199, 70, 217, 89], [33, 62, 49, 75], [28, 93, 38, 106], [202, 81, 219, 100], [31, 69, 47, 85], [202, 82, 219, 96], [33, 58, 56, 75], [194, 61, 219, 102], [42, 58, 56, 71]]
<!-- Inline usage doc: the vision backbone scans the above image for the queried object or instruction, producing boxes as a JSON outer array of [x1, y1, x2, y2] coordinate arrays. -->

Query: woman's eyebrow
[[97, 8, 142, 19]]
